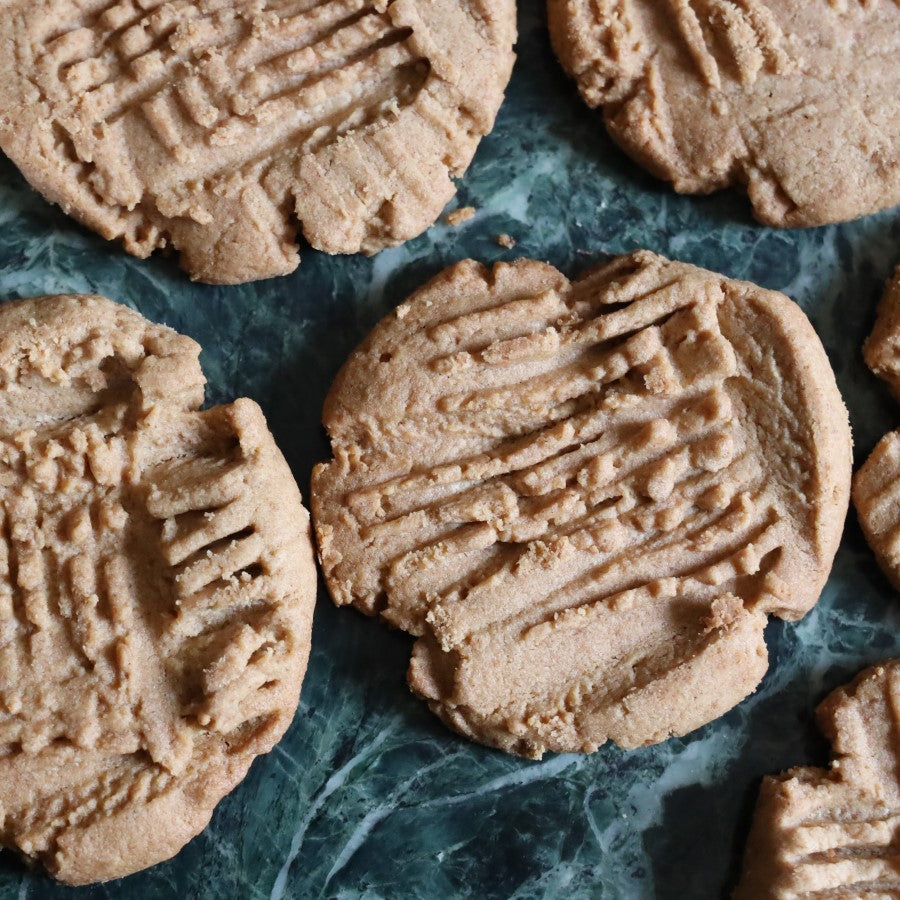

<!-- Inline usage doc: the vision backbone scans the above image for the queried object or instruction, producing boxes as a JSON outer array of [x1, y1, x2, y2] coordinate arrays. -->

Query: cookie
[[853, 432, 900, 592], [853, 267, 900, 589], [311, 250, 851, 757], [863, 266, 900, 403], [735, 660, 900, 899], [0, 2, 515, 284], [0, 294, 316, 883], [547, 0, 900, 228]]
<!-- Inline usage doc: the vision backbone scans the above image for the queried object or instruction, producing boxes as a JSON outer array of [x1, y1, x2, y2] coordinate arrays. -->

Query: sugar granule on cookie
[[735, 660, 900, 898], [0, 1, 515, 284], [311, 250, 851, 758], [548, 1, 900, 227], [0, 295, 317, 883]]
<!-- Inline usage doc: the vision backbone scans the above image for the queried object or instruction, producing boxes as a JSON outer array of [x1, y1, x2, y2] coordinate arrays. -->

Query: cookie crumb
[[496, 233, 516, 249], [445, 206, 476, 226]]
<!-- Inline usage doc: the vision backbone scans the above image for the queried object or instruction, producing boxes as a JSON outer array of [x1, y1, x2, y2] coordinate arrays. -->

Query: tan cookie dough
[[853, 266, 900, 589], [736, 660, 900, 899], [0, 294, 317, 883], [0, 1, 515, 284], [311, 250, 851, 758], [548, 0, 900, 228], [863, 266, 900, 402]]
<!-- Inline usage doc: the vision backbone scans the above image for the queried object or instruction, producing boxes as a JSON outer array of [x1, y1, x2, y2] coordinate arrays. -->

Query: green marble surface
[[1, 2, 899, 897]]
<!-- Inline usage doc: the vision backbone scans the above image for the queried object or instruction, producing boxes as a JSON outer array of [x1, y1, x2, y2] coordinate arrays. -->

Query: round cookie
[[853, 266, 900, 589], [0, 1, 515, 284], [0, 294, 317, 883], [311, 250, 851, 758], [736, 660, 900, 898], [547, 0, 900, 228]]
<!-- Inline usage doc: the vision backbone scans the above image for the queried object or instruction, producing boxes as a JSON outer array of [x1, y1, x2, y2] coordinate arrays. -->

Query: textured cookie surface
[[0, 1, 515, 284], [863, 267, 900, 403], [853, 267, 900, 589], [735, 660, 900, 899], [0, 295, 316, 883], [311, 251, 851, 757], [547, 0, 900, 228]]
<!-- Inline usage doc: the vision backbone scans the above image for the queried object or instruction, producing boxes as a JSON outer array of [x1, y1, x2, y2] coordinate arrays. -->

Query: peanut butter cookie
[[853, 266, 900, 589], [0, 294, 316, 883], [736, 660, 900, 898], [311, 250, 851, 757], [0, 1, 515, 283], [548, 0, 900, 227]]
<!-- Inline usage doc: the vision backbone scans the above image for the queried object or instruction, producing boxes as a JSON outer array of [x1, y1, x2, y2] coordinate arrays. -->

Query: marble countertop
[[0, 2, 898, 897]]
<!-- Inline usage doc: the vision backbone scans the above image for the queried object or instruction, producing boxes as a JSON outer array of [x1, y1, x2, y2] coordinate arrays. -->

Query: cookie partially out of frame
[[853, 267, 900, 589], [0, 294, 316, 883], [862, 267, 900, 403], [548, 0, 900, 228], [311, 250, 851, 758], [0, 1, 515, 284], [735, 660, 900, 899]]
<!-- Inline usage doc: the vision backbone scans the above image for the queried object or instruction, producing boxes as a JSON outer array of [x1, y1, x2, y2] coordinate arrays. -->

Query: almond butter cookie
[[0, 294, 317, 883], [0, 1, 515, 284], [736, 660, 900, 898], [311, 250, 851, 758], [548, 0, 900, 228], [852, 266, 900, 589]]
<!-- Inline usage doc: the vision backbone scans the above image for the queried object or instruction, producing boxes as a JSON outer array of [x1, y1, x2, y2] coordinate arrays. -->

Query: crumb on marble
[[497, 233, 516, 249], [445, 206, 476, 226]]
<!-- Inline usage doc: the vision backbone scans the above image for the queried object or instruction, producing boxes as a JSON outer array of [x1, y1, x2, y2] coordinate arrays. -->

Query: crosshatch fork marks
[[853, 268, 900, 594], [548, 0, 900, 227], [312, 250, 851, 759], [0, 0, 516, 283], [0, 294, 316, 884], [736, 661, 900, 899]]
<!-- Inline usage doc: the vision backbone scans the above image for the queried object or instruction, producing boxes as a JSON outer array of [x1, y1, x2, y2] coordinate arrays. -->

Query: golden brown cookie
[[853, 267, 900, 589], [547, 0, 900, 228], [0, 294, 317, 883], [853, 432, 900, 592], [863, 267, 900, 403], [311, 250, 851, 758], [0, 1, 515, 284], [735, 660, 900, 899]]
